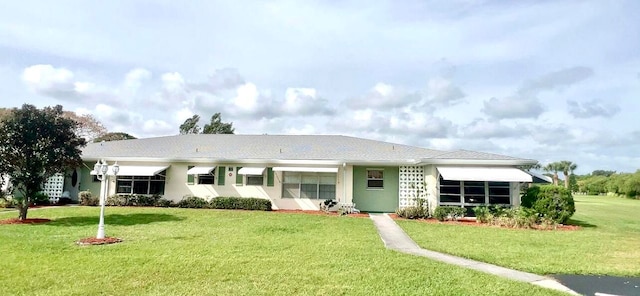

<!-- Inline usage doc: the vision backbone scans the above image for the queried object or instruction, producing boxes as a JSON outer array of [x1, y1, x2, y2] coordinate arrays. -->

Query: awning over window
[[272, 167, 339, 173], [237, 167, 266, 175], [525, 171, 553, 183], [187, 166, 216, 175], [437, 167, 532, 183], [91, 165, 169, 176]]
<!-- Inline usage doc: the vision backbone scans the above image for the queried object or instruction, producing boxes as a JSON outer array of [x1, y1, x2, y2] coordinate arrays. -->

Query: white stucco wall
[[96, 161, 352, 211]]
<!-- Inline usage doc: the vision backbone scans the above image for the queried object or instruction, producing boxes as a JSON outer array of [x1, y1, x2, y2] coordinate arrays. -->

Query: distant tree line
[[575, 170, 640, 198]]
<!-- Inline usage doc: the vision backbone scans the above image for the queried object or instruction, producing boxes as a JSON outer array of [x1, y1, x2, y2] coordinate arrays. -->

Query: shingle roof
[[81, 134, 535, 165]]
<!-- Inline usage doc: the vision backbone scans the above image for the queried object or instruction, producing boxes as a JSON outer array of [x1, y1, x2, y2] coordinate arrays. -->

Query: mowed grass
[[398, 195, 640, 276], [0, 207, 563, 296]]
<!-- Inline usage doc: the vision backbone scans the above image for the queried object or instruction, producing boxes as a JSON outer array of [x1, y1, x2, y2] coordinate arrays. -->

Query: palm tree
[[543, 162, 562, 186], [559, 160, 578, 189]]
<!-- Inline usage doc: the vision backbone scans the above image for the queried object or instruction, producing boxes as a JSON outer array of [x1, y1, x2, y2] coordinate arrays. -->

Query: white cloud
[[426, 77, 465, 105], [22, 64, 76, 97], [567, 99, 620, 118], [3, 1, 640, 174], [124, 68, 152, 92]]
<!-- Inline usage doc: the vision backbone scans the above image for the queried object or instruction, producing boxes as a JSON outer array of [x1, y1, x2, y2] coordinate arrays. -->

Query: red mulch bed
[[273, 209, 370, 218], [0, 218, 51, 224], [388, 214, 580, 231], [76, 237, 123, 246]]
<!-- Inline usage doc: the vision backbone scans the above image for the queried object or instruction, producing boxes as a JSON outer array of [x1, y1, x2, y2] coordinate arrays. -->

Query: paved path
[[369, 213, 579, 295]]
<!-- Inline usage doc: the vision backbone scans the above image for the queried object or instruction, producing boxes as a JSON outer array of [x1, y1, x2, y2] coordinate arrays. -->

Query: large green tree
[[559, 160, 578, 189], [179, 115, 201, 134], [543, 162, 562, 186], [93, 132, 137, 142], [0, 104, 86, 220], [178, 113, 234, 135]]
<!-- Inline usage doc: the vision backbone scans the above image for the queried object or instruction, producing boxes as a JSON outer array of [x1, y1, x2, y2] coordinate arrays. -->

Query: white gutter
[[342, 163, 346, 204]]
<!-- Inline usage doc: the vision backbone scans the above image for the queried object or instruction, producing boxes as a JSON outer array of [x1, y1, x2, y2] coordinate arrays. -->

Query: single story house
[[67, 134, 539, 213]]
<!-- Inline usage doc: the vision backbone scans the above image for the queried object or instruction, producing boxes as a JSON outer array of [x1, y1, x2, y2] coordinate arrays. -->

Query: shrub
[[472, 206, 491, 223], [177, 196, 208, 208], [106, 195, 128, 206], [155, 198, 175, 207], [396, 198, 429, 219], [130, 194, 159, 207], [79, 191, 99, 206], [0, 197, 13, 208], [32, 192, 50, 206], [522, 185, 575, 224], [209, 197, 272, 211], [433, 206, 466, 221]]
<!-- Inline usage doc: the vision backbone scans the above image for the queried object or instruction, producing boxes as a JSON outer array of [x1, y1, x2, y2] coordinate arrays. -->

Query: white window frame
[[282, 172, 337, 199], [366, 169, 384, 190], [437, 175, 512, 207]]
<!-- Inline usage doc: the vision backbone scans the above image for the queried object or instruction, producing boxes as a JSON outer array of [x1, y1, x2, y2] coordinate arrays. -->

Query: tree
[[559, 160, 578, 189], [518, 162, 541, 171], [202, 113, 234, 134], [61, 111, 107, 142], [543, 162, 562, 186], [0, 104, 86, 220], [179, 115, 201, 134], [93, 132, 137, 142], [592, 170, 616, 177], [178, 113, 234, 135]]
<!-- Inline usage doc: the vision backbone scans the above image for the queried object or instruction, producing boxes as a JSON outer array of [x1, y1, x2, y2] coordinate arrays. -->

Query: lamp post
[[94, 159, 119, 239]]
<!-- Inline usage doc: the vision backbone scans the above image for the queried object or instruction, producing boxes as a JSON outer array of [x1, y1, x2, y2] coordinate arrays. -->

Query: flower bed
[[0, 218, 51, 224]]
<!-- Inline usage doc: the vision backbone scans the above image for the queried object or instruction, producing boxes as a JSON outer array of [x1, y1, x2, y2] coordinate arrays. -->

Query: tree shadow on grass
[[47, 213, 185, 227], [567, 218, 597, 228]]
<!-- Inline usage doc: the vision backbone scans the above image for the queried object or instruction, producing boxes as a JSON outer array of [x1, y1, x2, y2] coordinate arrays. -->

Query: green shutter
[[236, 167, 243, 185], [217, 166, 226, 185], [267, 168, 274, 187], [187, 166, 194, 184]]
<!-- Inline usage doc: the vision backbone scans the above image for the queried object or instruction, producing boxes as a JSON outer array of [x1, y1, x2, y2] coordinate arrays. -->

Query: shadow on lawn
[[567, 218, 597, 228], [48, 213, 185, 227]]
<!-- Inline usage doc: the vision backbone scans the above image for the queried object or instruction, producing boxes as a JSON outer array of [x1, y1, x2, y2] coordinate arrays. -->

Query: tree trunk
[[553, 173, 559, 186], [18, 205, 28, 220], [564, 174, 570, 189]]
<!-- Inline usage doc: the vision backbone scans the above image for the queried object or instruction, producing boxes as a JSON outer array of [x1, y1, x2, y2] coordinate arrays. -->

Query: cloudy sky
[[1, 0, 639, 174]]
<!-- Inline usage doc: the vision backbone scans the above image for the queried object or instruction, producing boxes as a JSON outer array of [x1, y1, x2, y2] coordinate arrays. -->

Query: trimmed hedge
[[177, 196, 208, 208], [106, 194, 164, 207], [209, 197, 272, 211], [521, 185, 575, 224]]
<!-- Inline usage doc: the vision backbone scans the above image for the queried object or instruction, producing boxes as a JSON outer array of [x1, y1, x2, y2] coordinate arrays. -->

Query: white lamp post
[[94, 159, 119, 239]]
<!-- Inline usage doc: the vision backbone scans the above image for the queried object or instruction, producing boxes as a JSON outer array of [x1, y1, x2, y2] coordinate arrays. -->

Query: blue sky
[[1, 0, 639, 174]]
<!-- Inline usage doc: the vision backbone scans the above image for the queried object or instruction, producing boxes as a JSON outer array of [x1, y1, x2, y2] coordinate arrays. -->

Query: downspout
[[342, 163, 347, 204]]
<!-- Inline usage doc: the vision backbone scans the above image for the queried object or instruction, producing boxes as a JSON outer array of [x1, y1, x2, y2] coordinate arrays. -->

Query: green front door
[[352, 166, 399, 212]]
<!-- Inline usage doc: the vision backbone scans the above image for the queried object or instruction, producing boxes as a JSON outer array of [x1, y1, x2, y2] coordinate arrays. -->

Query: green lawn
[[0, 207, 563, 296], [398, 195, 640, 276]]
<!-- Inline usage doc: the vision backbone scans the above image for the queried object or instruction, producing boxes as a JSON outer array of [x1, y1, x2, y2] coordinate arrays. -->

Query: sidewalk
[[369, 213, 579, 295]]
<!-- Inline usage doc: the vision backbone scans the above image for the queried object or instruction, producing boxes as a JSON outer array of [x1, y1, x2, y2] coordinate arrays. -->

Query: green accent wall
[[79, 163, 101, 197], [352, 166, 399, 212]]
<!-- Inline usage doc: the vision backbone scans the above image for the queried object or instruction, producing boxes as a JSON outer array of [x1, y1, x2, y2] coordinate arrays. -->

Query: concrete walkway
[[369, 213, 579, 295]]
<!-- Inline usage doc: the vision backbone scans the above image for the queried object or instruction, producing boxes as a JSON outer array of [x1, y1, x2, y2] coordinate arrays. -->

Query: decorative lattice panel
[[43, 173, 64, 203], [398, 166, 425, 208]]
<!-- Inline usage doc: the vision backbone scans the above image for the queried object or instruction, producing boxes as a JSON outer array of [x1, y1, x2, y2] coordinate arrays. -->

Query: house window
[[367, 169, 384, 189], [282, 172, 336, 199], [438, 176, 511, 206], [246, 175, 264, 186], [488, 182, 510, 204], [197, 173, 214, 184], [116, 171, 166, 195]]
